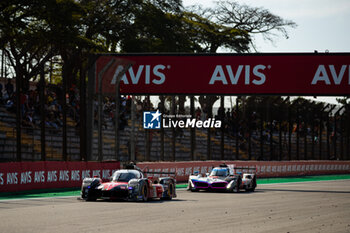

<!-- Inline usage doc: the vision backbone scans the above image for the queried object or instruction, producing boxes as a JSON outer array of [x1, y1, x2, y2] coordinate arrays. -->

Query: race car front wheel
[[83, 188, 97, 201], [188, 181, 198, 192]]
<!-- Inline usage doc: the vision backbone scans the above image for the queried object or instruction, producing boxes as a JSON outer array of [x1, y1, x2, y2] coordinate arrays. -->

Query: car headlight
[[227, 180, 236, 188]]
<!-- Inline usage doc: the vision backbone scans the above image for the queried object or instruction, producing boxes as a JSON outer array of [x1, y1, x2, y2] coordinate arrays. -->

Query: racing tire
[[161, 181, 175, 201], [250, 177, 257, 192], [235, 177, 241, 193], [188, 181, 198, 192], [86, 196, 97, 201], [140, 182, 149, 202], [245, 177, 257, 192], [81, 178, 101, 201], [83, 189, 97, 201]]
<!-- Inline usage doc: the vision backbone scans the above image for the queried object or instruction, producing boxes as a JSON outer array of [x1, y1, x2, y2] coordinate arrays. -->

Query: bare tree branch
[[212, 0, 297, 51]]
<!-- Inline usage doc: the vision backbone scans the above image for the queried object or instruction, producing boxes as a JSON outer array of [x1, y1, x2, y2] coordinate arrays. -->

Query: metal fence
[[1, 96, 349, 162]]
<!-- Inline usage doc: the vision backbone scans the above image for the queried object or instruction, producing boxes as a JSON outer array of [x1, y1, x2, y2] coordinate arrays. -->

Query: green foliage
[[0, 0, 58, 86], [120, 1, 195, 52], [0, 0, 297, 86], [181, 11, 250, 52]]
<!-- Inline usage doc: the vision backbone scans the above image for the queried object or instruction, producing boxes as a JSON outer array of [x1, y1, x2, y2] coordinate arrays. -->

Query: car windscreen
[[112, 170, 142, 182], [210, 168, 228, 177]]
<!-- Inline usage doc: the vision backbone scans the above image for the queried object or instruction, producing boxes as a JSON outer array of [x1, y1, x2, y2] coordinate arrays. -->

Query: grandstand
[[1, 102, 344, 162]]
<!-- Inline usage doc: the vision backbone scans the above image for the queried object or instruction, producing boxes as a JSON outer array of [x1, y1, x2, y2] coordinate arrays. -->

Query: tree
[[211, 0, 297, 51], [181, 6, 250, 53], [336, 97, 349, 106], [120, 1, 195, 52], [183, 0, 296, 116], [0, 0, 58, 89]]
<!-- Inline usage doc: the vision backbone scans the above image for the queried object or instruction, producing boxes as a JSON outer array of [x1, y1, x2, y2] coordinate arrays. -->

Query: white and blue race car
[[187, 164, 257, 193]]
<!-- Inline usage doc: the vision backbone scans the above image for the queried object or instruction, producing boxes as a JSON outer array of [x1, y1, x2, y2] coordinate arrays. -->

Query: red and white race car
[[81, 164, 176, 201]]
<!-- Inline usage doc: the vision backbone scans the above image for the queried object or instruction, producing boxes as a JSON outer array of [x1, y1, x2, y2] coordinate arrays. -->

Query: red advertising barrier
[[135, 161, 350, 182], [1, 161, 349, 192], [0, 161, 120, 193], [96, 54, 350, 95]]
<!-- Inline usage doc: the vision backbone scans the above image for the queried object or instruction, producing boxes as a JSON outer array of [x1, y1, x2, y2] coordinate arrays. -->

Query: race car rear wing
[[226, 164, 257, 175]]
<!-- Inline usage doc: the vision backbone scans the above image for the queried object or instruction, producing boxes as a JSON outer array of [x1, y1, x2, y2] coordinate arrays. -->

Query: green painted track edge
[[1, 174, 350, 200]]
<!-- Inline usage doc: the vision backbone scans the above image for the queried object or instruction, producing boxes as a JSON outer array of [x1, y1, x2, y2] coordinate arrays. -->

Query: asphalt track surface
[[1, 180, 350, 233]]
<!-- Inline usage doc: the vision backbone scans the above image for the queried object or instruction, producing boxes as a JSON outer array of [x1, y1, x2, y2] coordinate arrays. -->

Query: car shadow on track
[[77, 197, 190, 203], [186, 190, 261, 195], [258, 188, 350, 194]]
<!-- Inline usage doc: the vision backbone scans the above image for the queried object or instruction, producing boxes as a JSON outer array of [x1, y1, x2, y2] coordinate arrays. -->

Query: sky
[[182, 0, 350, 53], [181, 0, 350, 106]]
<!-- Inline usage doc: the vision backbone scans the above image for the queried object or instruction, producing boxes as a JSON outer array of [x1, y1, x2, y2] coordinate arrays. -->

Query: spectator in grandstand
[[125, 96, 131, 117], [217, 106, 225, 120], [119, 111, 128, 130], [5, 93, 15, 113], [68, 85, 77, 105], [94, 110, 98, 126], [48, 102, 59, 120], [27, 89, 37, 112], [195, 107, 201, 120], [5, 79, 14, 100], [69, 98, 79, 122], [0, 82, 3, 103], [136, 100, 142, 119], [103, 97, 112, 114], [45, 112, 59, 129], [109, 110, 115, 126], [94, 110, 107, 129], [22, 111, 35, 128], [202, 104, 207, 121], [226, 109, 231, 120], [121, 96, 127, 114], [20, 92, 29, 116]]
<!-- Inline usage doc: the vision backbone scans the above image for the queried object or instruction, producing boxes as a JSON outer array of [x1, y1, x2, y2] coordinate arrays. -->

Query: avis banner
[[1, 161, 349, 192], [0, 161, 120, 193], [95, 54, 350, 95]]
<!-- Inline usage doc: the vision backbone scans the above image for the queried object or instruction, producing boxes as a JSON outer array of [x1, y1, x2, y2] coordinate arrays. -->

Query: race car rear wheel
[[140, 182, 148, 202], [245, 177, 257, 192], [250, 177, 257, 192], [161, 181, 175, 200], [235, 177, 242, 193]]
